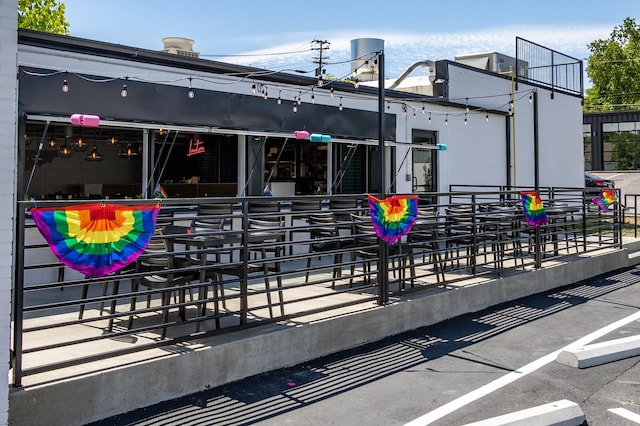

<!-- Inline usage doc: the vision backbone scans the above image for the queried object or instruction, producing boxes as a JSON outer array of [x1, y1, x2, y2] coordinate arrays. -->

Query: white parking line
[[608, 407, 640, 424], [609, 408, 640, 425], [404, 310, 640, 426]]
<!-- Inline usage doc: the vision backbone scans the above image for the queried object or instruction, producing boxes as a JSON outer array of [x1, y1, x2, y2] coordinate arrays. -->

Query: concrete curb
[[557, 334, 640, 368], [462, 399, 585, 426]]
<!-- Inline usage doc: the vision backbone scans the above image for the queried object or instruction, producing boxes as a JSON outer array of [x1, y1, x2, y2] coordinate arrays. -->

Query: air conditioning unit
[[455, 52, 528, 76]]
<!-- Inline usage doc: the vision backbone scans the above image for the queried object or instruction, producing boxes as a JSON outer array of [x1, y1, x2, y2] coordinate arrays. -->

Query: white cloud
[[220, 24, 611, 80]]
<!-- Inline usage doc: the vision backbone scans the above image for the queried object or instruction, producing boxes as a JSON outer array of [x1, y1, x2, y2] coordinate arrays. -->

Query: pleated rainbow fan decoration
[[520, 191, 548, 227], [30, 203, 159, 277], [368, 194, 419, 244], [592, 188, 619, 212]]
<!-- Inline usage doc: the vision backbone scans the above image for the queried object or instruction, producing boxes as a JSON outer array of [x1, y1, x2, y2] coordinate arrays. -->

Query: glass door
[[412, 130, 437, 193]]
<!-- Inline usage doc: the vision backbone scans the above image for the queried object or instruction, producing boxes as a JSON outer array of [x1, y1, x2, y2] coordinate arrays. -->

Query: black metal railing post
[[11, 203, 26, 387], [376, 50, 389, 305], [240, 200, 249, 325]]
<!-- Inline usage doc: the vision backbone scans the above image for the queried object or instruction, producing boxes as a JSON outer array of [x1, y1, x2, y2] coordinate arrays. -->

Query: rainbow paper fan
[[520, 191, 548, 227], [592, 189, 619, 212], [30, 203, 160, 277], [368, 194, 419, 244]]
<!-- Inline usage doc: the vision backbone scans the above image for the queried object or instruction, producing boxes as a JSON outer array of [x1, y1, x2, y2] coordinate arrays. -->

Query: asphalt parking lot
[[92, 266, 640, 426]]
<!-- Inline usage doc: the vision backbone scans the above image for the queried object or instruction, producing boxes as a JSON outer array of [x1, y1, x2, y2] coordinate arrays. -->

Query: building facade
[[3, 8, 586, 423], [584, 110, 640, 171]]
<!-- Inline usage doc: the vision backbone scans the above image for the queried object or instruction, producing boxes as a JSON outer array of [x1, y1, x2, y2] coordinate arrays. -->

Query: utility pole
[[311, 40, 330, 85]]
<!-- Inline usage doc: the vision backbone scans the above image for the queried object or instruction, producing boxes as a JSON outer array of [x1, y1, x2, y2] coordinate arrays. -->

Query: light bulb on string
[[330, 87, 334, 97], [464, 113, 468, 125], [529, 92, 533, 103], [187, 77, 195, 98], [277, 90, 282, 105], [311, 88, 315, 104], [338, 97, 343, 111], [251, 82, 256, 95], [445, 114, 448, 126], [354, 78, 359, 89], [485, 113, 489, 122], [421, 105, 425, 114], [297, 92, 302, 105], [293, 102, 297, 113], [428, 112, 432, 124], [62, 71, 69, 93], [120, 77, 128, 97], [262, 86, 268, 100]]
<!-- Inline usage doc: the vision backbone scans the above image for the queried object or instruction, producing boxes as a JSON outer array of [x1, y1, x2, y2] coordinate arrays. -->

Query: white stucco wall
[[446, 63, 584, 189], [0, 0, 17, 424]]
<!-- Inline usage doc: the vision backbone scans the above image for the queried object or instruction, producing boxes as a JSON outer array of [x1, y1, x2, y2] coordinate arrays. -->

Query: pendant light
[[118, 142, 139, 159], [73, 131, 88, 152], [84, 136, 104, 161], [59, 136, 72, 158]]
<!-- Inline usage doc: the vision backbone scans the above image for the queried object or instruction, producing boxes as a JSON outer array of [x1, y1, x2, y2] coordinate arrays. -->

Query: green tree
[[18, 0, 69, 35], [584, 17, 640, 112]]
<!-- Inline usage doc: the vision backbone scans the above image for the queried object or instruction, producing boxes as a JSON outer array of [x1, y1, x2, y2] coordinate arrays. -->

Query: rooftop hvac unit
[[455, 52, 528, 76]]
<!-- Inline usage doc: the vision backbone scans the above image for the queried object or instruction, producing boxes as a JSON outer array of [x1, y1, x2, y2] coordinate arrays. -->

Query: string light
[[251, 82, 256, 95], [120, 77, 128, 97], [187, 77, 194, 99], [354, 78, 359, 89], [62, 71, 69, 93], [187, 81, 195, 100], [23, 67, 529, 130], [445, 114, 448, 126], [292, 102, 297, 113]]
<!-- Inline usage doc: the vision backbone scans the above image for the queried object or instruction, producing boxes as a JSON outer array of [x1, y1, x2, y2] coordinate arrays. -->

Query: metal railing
[[516, 37, 583, 96], [10, 189, 623, 386]]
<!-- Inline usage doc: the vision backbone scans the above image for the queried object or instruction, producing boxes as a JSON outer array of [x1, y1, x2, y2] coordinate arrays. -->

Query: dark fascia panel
[[19, 67, 396, 141]]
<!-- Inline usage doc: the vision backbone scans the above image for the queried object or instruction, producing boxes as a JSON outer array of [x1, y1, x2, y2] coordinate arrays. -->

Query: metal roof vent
[[161, 37, 200, 58]]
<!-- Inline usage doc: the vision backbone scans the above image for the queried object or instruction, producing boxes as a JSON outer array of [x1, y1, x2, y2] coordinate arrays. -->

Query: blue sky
[[63, 0, 638, 79]]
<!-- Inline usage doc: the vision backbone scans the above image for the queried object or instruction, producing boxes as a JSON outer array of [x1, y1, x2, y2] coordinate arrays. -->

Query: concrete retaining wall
[[8, 248, 632, 425]]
